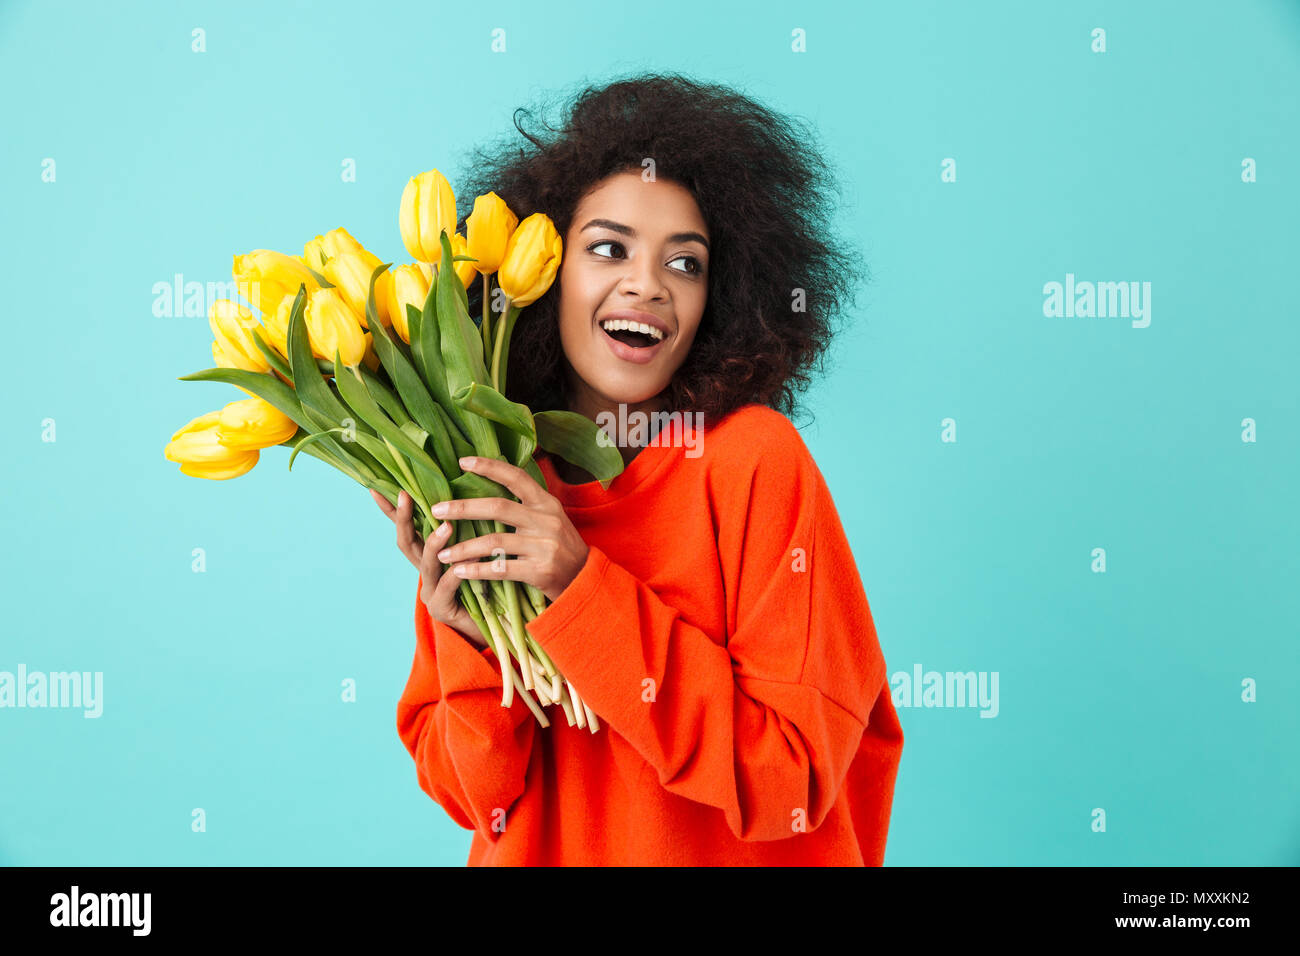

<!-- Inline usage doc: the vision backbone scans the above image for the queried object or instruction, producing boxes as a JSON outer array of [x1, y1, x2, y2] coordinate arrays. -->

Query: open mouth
[[599, 318, 665, 350]]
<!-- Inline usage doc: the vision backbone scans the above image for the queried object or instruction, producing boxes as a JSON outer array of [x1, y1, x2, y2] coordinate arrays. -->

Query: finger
[[370, 488, 396, 518], [437, 530, 536, 566], [431, 560, 485, 645], [450, 556, 533, 583], [432, 494, 532, 528], [432, 557, 466, 612], [396, 492, 424, 566], [458, 456, 546, 508], [418, 520, 453, 579]]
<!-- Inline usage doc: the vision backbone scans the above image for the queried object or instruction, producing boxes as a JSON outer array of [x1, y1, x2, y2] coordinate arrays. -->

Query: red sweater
[[396, 403, 903, 865]]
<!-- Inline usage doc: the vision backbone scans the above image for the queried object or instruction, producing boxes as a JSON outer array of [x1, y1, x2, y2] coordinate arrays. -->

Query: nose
[[615, 250, 669, 302]]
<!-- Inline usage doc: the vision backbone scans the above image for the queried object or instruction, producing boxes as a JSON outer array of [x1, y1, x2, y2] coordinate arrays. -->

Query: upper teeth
[[601, 319, 664, 341]]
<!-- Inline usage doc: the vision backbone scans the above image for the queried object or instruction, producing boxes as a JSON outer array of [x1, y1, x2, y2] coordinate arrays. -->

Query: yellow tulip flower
[[232, 250, 318, 316], [308, 228, 390, 304], [399, 168, 457, 263], [305, 287, 367, 368], [465, 192, 519, 275], [215, 397, 299, 451], [209, 300, 271, 373], [164, 410, 259, 480], [385, 264, 430, 344], [321, 249, 393, 329], [413, 236, 475, 293], [450, 232, 478, 292], [497, 213, 563, 307], [261, 296, 292, 359], [361, 333, 381, 373], [304, 226, 364, 271]]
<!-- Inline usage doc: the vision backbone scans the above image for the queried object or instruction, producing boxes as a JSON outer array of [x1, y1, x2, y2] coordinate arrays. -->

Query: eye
[[668, 255, 704, 276], [589, 240, 704, 277]]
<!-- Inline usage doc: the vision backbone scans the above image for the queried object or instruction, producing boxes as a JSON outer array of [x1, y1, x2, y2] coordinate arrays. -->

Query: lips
[[599, 310, 672, 338], [597, 318, 668, 365]]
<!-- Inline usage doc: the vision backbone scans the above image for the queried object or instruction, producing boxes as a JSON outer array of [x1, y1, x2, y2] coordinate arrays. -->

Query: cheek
[[672, 296, 707, 354], [555, 284, 600, 369], [556, 266, 601, 330]]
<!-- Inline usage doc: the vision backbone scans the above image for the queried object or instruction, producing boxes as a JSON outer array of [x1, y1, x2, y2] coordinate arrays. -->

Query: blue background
[[1, 0, 1297, 865]]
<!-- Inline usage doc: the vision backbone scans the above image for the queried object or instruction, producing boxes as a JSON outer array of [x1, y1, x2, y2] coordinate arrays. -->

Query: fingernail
[[437, 549, 451, 561], [453, 564, 468, 576], [459, 457, 475, 468], [436, 522, 451, 537], [431, 502, 448, 516]]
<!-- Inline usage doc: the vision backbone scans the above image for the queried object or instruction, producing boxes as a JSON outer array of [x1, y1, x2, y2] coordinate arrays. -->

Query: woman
[[371, 73, 903, 865]]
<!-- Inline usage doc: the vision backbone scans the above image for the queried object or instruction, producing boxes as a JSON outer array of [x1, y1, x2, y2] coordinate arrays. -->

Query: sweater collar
[[536, 413, 698, 509]]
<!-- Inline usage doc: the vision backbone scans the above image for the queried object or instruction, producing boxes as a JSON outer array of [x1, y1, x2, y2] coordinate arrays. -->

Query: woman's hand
[[431, 456, 590, 602], [369, 487, 488, 648]]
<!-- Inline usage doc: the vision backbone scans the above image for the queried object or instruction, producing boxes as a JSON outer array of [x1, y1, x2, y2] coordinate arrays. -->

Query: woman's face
[[556, 171, 709, 416]]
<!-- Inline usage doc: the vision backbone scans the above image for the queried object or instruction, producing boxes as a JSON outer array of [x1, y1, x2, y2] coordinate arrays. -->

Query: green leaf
[[451, 470, 510, 501], [433, 404, 475, 460], [170, 371, 374, 486], [436, 234, 489, 390], [177, 367, 304, 427], [356, 364, 410, 426], [304, 264, 334, 289], [332, 354, 452, 504], [362, 261, 386, 337], [435, 231, 500, 459], [411, 272, 472, 445], [533, 410, 626, 489], [279, 427, 395, 492], [405, 302, 424, 374], [495, 426, 536, 469], [364, 261, 462, 479], [288, 426, 348, 471], [523, 456, 548, 491], [412, 284, 439, 390], [250, 329, 291, 380], [449, 378, 538, 470], [451, 383, 535, 440], [398, 421, 429, 450], [287, 284, 352, 425], [178, 361, 386, 487], [278, 283, 396, 481], [341, 428, 423, 499], [382, 427, 446, 518]]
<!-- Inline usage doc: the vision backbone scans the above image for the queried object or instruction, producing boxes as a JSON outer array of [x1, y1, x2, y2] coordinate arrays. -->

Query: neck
[[553, 383, 667, 483]]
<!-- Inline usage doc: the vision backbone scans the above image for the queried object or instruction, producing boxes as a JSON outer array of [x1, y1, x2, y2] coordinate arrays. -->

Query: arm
[[395, 576, 537, 836], [524, 441, 888, 842]]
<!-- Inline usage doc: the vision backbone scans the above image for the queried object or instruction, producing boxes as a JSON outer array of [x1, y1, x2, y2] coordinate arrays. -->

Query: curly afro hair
[[451, 71, 868, 428]]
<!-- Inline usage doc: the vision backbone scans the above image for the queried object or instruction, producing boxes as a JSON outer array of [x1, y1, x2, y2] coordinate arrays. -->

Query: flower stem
[[524, 635, 558, 679], [567, 679, 587, 729], [499, 581, 534, 691], [490, 296, 512, 391], [507, 665, 550, 727], [472, 582, 516, 708], [481, 275, 494, 366], [524, 584, 549, 618]]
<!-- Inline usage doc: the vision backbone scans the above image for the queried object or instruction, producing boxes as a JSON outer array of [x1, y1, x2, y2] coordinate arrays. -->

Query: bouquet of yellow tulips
[[164, 168, 624, 732]]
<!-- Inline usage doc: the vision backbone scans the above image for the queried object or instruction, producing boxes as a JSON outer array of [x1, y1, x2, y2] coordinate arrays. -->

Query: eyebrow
[[580, 218, 710, 252]]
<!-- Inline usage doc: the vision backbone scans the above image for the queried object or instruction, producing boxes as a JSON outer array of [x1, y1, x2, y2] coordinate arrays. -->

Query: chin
[[591, 374, 668, 406]]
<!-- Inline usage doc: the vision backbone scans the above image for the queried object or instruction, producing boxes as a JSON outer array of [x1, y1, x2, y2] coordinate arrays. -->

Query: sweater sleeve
[[524, 431, 888, 842], [395, 577, 537, 837]]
